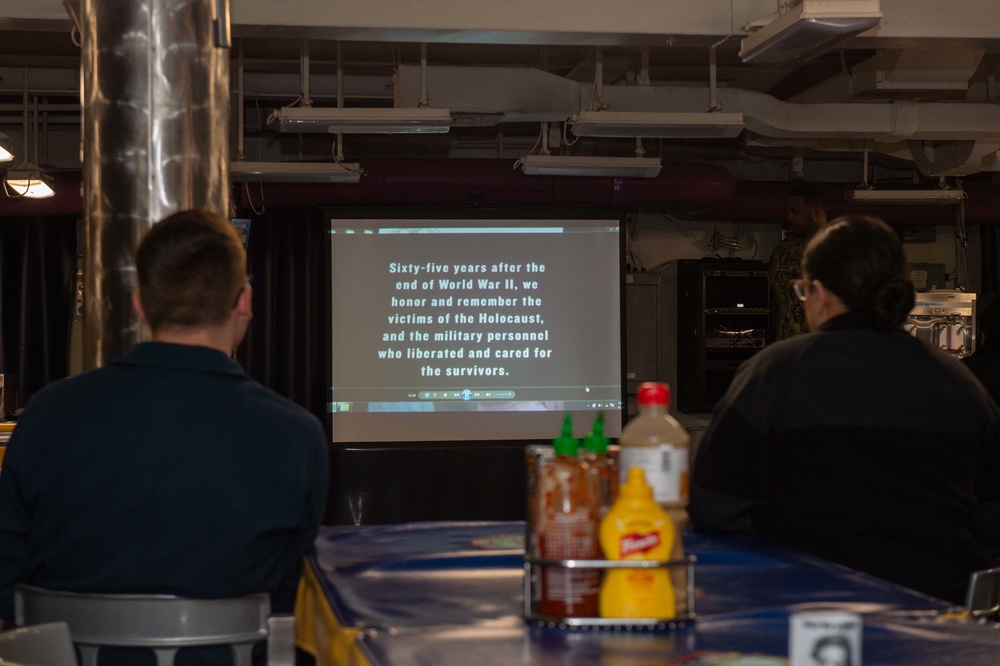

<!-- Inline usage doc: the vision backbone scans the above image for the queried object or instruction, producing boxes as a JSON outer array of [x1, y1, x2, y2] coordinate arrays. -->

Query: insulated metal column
[[80, 0, 230, 369]]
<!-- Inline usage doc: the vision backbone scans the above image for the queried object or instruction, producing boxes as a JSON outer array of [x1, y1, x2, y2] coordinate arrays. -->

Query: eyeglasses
[[232, 275, 252, 309], [792, 279, 808, 302]]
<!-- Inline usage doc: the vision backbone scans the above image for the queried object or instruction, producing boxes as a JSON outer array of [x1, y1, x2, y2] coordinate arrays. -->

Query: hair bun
[[860, 274, 915, 329]]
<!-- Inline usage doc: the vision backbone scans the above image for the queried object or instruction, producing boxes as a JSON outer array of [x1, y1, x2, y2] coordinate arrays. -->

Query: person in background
[[963, 294, 1000, 401], [690, 215, 1000, 605], [769, 182, 828, 340], [0, 210, 329, 663]]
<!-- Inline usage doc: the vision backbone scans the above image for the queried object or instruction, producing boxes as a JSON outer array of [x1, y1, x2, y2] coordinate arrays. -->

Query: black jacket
[[690, 312, 1000, 604]]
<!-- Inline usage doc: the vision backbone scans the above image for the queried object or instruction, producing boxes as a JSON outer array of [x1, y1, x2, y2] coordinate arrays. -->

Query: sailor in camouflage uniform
[[769, 183, 827, 340]]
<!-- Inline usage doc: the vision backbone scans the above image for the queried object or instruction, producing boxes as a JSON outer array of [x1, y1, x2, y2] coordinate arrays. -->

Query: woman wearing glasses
[[689, 214, 1000, 605]]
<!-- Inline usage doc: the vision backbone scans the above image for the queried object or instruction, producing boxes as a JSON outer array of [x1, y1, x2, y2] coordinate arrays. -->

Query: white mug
[[789, 611, 862, 666]]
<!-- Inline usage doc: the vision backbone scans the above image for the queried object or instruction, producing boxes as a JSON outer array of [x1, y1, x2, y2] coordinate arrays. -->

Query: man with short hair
[[0, 210, 328, 640], [769, 182, 828, 340]]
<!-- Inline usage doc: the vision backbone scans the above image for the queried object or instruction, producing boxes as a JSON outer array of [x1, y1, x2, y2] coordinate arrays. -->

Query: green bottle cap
[[552, 412, 579, 456], [582, 413, 609, 453]]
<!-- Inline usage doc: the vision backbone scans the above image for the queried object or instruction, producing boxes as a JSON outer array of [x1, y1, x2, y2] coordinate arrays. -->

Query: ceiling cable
[[337, 41, 344, 108], [236, 39, 245, 160], [300, 40, 312, 108], [419, 43, 429, 108], [709, 47, 720, 112], [592, 46, 607, 112]]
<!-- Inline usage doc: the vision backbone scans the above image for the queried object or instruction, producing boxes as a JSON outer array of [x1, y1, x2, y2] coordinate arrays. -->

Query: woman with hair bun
[[690, 215, 1000, 605]]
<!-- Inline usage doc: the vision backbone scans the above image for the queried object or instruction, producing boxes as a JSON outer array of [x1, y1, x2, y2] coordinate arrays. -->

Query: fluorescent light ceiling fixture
[[570, 111, 745, 139], [273, 107, 451, 134], [4, 163, 55, 198], [0, 132, 12, 162], [230, 161, 362, 183], [844, 187, 966, 205], [518, 155, 662, 178], [740, 0, 882, 65]]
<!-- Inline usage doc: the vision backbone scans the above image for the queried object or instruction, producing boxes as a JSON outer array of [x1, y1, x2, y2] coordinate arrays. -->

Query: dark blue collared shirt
[[1, 342, 328, 626]]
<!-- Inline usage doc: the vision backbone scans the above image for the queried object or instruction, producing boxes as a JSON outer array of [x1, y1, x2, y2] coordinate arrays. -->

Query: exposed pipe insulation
[[394, 66, 1000, 172], [715, 88, 1000, 143]]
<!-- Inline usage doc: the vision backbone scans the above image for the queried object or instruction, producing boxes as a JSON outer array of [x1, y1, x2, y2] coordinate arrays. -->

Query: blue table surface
[[310, 521, 1000, 665]]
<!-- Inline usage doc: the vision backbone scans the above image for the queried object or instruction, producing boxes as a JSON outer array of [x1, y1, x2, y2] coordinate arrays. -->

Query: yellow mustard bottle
[[598, 467, 676, 619]]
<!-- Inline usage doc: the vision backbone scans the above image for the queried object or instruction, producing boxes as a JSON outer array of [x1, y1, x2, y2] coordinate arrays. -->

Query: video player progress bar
[[418, 390, 515, 400]]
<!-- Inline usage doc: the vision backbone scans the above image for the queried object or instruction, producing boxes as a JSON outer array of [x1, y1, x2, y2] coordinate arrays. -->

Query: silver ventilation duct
[[80, 0, 230, 370]]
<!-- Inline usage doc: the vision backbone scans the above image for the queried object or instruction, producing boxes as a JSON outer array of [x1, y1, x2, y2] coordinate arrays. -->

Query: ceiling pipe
[[234, 157, 735, 210], [7, 162, 1000, 226]]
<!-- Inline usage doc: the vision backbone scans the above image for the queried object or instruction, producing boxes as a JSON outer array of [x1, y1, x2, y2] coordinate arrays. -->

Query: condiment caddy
[[523, 406, 696, 632]]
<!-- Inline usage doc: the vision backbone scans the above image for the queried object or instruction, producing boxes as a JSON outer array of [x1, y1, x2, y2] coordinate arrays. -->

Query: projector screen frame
[[324, 205, 629, 450]]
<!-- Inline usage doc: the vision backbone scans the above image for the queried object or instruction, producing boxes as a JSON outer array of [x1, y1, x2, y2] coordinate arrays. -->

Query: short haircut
[[135, 209, 247, 331], [789, 182, 825, 210]]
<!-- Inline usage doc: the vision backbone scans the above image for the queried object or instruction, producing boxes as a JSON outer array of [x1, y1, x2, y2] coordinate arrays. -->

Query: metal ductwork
[[80, 0, 230, 370], [391, 64, 1000, 177], [789, 49, 987, 103]]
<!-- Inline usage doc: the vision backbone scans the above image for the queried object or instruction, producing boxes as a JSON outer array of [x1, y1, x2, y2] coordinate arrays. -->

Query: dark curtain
[[238, 207, 330, 434], [0, 216, 77, 412], [982, 224, 1000, 295]]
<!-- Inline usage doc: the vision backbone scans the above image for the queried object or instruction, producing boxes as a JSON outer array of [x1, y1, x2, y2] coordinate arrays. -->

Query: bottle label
[[619, 445, 689, 505], [620, 531, 661, 558], [541, 508, 598, 559], [539, 508, 600, 611]]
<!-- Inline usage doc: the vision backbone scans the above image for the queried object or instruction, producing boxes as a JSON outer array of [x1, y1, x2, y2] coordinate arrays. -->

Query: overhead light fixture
[[740, 0, 883, 65], [569, 111, 745, 139], [4, 163, 55, 199], [0, 132, 13, 162], [230, 161, 363, 183], [271, 107, 452, 134], [844, 187, 966, 205], [517, 155, 662, 178]]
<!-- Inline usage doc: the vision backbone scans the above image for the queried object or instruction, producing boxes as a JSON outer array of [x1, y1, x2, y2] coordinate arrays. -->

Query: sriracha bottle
[[534, 413, 601, 618], [581, 412, 618, 517]]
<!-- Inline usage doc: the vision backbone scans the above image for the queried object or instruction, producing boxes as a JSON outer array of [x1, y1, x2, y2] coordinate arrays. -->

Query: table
[[296, 521, 1000, 665]]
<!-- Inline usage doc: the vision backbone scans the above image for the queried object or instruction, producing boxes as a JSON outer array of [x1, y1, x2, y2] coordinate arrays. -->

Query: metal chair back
[[15, 585, 271, 666], [966, 567, 1000, 620]]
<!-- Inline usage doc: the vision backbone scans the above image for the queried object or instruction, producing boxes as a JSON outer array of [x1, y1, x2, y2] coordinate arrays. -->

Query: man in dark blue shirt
[[0, 210, 329, 658]]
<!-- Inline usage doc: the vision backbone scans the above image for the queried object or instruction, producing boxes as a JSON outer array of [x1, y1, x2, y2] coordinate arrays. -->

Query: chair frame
[[0, 621, 77, 666], [966, 566, 1000, 620], [15, 585, 277, 666]]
